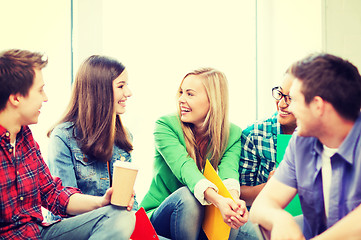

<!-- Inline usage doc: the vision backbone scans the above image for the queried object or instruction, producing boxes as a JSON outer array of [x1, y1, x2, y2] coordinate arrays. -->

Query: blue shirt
[[239, 113, 281, 186], [46, 122, 138, 213], [275, 114, 361, 239]]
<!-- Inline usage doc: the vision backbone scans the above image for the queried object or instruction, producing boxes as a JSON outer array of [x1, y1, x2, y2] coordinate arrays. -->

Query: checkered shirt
[[239, 113, 281, 186], [0, 125, 81, 239]]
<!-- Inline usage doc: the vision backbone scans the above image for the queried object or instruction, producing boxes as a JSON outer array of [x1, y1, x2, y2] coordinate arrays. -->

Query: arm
[[250, 177, 304, 240], [311, 204, 361, 240], [204, 187, 248, 229], [154, 116, 205, 192], [66, 188, 112, 215], [239, 131, 265, 205], [240, 170, 275, 205], [67, 187, 134, 215], [240, 184, 266, 205], [214, 126, 248, 228]]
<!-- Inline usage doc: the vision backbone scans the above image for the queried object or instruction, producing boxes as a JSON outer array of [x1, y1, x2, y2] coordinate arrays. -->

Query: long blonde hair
[[177, 68, 230, 170]]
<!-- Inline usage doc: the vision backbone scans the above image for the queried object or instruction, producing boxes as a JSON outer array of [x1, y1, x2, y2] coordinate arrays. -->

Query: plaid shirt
[[0, 125, 81, 240], [239, 113, 281, 186]]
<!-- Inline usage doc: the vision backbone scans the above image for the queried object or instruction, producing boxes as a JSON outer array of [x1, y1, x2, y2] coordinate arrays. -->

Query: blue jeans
[[235, 220, 259, 240], [39, 205, 135, 240], [150, 187, 240, 240], [234, 215, 305, 240]]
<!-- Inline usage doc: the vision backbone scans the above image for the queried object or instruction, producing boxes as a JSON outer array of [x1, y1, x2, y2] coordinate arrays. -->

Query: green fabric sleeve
[[154, 115, 205, 193], [218, 123, 242, 181]]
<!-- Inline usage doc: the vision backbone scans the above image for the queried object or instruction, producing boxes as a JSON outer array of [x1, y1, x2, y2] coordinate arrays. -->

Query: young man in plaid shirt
[[0, 49, 135, 239], [239, 71, 297, 206]]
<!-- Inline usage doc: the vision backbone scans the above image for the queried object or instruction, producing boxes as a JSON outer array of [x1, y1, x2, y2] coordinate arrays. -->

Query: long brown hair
[[177, 68, 230, 170], [48, 55, 133, 162]]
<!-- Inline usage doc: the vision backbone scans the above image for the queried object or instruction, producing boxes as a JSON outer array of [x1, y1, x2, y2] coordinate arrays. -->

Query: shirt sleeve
[[36, 143, 81, 217], [218, 124, 242, 182], [154, 116, 206, 194], [194, 179, 218, 205], [47, 126, 78, 188], [239, 130, 260, 186], [223, 178, 240, 197]]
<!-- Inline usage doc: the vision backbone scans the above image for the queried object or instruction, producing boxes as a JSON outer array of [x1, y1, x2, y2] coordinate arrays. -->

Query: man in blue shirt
[[250, 53, 361, 239]]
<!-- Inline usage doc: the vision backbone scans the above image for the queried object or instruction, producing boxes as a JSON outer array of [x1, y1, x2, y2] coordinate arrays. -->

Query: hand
[[217, 196, 248, 229], [127, 190, 135, 211], [99, 187, 113, 207], [230, 198, 249, 229]]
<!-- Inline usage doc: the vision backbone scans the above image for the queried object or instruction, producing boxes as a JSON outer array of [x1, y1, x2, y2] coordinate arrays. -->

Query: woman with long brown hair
[[46, 55, 136, 209]]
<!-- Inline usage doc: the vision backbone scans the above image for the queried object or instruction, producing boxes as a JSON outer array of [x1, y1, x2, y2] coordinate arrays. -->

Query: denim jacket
[[46, 122, 138, 211]]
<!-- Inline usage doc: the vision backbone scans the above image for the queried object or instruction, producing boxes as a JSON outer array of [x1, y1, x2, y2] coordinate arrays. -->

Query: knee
[[105, 206, 136, 238], [175, 187, 204, 217]]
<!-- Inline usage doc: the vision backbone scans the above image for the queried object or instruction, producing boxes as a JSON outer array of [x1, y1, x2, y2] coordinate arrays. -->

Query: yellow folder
[[202, 159, 233, 240]]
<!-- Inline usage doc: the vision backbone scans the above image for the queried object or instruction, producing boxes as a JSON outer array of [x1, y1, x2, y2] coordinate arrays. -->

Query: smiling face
[[276, 73, 297, 134], [289, 78, 320, 137], [17, 68, 48, 126], [112, 69, 132, 115], [178, 74, 210, 129]]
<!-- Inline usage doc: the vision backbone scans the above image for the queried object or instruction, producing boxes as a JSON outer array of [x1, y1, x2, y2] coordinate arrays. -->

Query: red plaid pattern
[[0, 125, 81, 239]]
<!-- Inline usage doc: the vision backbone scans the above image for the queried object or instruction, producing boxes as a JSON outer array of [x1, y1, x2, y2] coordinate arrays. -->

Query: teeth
[[279, 111, 289, 115]]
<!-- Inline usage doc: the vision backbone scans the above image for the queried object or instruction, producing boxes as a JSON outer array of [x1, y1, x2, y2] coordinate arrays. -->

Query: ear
[[8, 93, 22, 107], [311, 96, 325, 117]]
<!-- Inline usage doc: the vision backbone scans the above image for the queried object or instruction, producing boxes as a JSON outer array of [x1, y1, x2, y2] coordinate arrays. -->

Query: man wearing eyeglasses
[[238, 70, 297, 208], [250, 53, 361, 239]]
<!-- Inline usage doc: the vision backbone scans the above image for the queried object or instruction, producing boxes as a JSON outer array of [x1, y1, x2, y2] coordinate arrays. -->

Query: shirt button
[[5, 132, 10, 137], [20, 197, 24, 201], [17, 171, 20, 175]]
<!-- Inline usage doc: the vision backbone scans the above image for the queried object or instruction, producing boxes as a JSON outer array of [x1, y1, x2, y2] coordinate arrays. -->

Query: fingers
[[127, 190, 136, 211], [226, 199, 249, 229], [104, 188, 113, 201]]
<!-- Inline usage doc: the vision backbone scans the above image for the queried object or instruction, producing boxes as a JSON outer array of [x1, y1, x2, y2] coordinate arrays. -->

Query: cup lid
[[113, 160, 138, 170]]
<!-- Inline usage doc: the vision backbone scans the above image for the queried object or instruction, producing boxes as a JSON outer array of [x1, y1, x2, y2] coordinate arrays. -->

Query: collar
[[336, 114, 361, 165], [313, 114, 361, 166]]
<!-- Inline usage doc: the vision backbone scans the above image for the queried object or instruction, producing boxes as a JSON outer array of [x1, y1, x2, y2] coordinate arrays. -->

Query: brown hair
[[290, 53, 361, 121], [48, 55, 133, 162], [0, 49, 48, 111]]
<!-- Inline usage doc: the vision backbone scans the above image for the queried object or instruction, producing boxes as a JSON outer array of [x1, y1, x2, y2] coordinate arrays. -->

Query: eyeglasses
[[272, 86, 291, 106]]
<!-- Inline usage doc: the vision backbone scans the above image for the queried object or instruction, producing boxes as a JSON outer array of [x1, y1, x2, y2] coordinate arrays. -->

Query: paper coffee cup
[[110, 161, 138, 206]]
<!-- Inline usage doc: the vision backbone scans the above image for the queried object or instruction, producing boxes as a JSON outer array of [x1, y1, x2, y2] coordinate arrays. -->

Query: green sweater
[[140, 114, 242, 217]]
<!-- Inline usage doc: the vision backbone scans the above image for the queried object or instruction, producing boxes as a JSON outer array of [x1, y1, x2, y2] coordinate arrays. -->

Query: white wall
[[256, 0, 323, 120], [73, 0, 257, 201], [0, 0, 72, 161], [324, 0, 361, 69]]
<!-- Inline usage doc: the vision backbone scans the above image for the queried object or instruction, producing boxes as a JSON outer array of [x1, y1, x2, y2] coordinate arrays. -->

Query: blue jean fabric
[[150, 187, 241, 240], [39, 205, 135, 240], [47, 122, 134, 197], [44, 122, 138, 223], [235, 220, 261, 240]]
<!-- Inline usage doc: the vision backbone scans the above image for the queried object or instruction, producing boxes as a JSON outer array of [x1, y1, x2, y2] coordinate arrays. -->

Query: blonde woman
[[140, 68, 248, 240]]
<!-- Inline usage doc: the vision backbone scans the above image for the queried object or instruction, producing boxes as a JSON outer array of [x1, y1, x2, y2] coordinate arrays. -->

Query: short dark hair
[[0, 49, 48, 111], [290, 53, 361, 121]]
